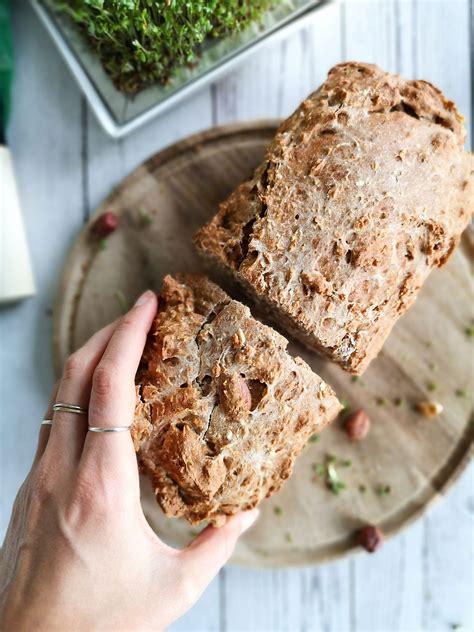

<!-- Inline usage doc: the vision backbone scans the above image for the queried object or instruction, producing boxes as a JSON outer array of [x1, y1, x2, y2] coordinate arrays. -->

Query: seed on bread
[[219, 372, 252, 419], [232, 328, 246, 348]]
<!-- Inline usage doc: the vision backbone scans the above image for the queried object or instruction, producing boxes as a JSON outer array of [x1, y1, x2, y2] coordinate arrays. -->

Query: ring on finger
[[88, 426, 130, 433], [53, 403, 88, 415], [41, 419, 53, 426]]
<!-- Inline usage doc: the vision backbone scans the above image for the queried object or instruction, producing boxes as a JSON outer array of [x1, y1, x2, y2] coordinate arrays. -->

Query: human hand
[[0, 290, 259, 631]]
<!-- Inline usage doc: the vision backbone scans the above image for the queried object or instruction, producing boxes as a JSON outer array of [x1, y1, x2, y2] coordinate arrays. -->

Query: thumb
[[179, 509, 259, 587]]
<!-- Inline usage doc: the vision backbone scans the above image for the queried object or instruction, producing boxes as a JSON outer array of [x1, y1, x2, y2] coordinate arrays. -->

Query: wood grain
[[52, 121, 473, 568]]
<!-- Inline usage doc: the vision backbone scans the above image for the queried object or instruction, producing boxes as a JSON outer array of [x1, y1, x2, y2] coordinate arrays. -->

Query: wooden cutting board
[[53, 121, 473, 567]]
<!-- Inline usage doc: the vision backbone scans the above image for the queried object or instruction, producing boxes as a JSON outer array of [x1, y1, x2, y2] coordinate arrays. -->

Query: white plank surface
[[1, 1, 472, 631]]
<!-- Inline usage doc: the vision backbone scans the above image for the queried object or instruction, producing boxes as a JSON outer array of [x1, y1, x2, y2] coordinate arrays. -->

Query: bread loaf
[[195, 62, 473, 373], [133, 274, 341, 525]]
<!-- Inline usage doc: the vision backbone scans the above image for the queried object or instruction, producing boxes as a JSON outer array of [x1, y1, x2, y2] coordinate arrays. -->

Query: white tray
[[31, 0, 332, 138]]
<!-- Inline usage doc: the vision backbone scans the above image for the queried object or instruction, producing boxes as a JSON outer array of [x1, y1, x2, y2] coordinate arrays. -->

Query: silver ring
[[88, 426, 131, 433], [53, 403, 88, 415], [41, 419, 53, 426]]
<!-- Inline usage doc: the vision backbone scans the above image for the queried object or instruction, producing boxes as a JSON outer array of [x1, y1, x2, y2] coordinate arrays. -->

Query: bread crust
[[195, 62, 473, 373], [133, 274, 341, 525]]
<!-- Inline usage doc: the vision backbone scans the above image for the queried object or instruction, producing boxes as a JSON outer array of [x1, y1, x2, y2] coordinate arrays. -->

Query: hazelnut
[[415, 400, 443, 418], [357, 525, 384, 553], [92, 211, 119, 237], [219, 373, 251, 419], [344, 409, 370, 441]]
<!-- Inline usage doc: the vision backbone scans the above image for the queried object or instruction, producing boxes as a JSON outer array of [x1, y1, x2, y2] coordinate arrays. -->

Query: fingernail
[[239, 509, 260, 534], [134, 290, 153, 307]]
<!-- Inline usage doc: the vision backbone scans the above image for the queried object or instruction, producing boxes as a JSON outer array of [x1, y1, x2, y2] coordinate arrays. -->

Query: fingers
[[44, 320, 119, 469], [32, 381, 59, 467], [178, 510, 259, 593], [80, 290, 157, 491]]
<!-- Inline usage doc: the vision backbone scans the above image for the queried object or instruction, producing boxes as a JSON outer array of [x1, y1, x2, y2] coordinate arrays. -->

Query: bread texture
[[195, 62, 473, 374], [133, 274, 341, 525]]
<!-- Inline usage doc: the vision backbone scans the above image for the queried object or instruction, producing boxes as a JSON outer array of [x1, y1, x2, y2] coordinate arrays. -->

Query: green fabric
[[0, 0, 13, 137]]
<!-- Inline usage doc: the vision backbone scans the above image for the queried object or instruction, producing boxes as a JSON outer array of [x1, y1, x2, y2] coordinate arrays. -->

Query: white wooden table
[[1, 1, 472, 630]]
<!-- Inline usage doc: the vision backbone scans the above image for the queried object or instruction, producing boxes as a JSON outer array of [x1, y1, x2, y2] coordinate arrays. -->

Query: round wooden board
[[53, 121, 474, 568]]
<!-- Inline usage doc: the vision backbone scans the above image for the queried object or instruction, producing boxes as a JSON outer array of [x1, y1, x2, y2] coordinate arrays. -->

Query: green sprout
[[46, 0, 278, 93], [114, 289, 128, 314]]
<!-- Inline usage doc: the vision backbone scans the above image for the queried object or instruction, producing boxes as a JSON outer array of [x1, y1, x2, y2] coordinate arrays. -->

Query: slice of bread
[[133, 274, 341, 525]]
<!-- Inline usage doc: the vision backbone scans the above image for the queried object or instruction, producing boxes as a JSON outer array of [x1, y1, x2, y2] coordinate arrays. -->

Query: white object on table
[[0, 145, 35, 302]]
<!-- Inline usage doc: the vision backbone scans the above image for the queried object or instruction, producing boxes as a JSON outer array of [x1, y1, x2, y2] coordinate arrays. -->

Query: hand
[[0, 290, 259, 631]]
